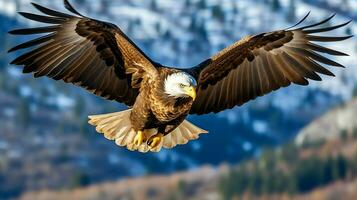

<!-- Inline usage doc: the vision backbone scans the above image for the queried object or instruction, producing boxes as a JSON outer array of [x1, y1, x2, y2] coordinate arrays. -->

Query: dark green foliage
[[350, 153, 357, 175], [279, 143, 298, 163], [219, 144, 351, 199], [353, 128, 357, 139], [70, 172, 91, 188], [176, 179, 187, 199], [341, 129, 349, 141], [294, 156, 325, 192], [301, 139, 326, 149]]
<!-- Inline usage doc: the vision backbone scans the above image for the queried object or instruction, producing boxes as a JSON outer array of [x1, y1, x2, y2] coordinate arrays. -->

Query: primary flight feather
[[9, 0, 352, 152]]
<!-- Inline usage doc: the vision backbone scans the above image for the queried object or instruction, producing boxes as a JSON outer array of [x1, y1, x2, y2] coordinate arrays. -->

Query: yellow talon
[[148, 133, 164, 149], [134, 131, 145, 146]]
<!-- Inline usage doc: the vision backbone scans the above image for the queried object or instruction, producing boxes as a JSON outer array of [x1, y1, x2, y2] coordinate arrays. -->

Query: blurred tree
[[334, 154, 348, 180], [287, 0, 296, 22], [340, 129, 349, 141], [74, 0, 86, 6], [80, 118, 92, 137], [285, 174, 297, 194], [212, 5, 225, 21], [345, 27, 352, 36], [70, 172, 91, 188], [248, 169, 263, 195], [17, 98, 31, 129], [127, 192, 135, 200], [353, 128, 357, 139], [323, 156, 334, 184], [184, 0, 191, 7], [341, 0, 350, 11], [74, 95, 86, 117], [350, 152, 357, 177], [295, 157, 324, 192], [197, 0, 207, 9], [0, 73, 4, 89], [271, 0, 281, 11], [219, 168, 249, 200], [219, 175, 232, 200], [150, 0, 159, 12], [260, 148, 276, 170], [176, 179, 187, 199], [155, 22, 161, 34], [274, 171, 288, 193], [99, 0, 111, 15], [280, 143, 298, 164], [352, 85, 357, 97]]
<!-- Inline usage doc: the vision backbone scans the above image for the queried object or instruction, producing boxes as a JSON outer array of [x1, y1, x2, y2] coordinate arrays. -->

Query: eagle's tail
[[88, 110, 208, 153]]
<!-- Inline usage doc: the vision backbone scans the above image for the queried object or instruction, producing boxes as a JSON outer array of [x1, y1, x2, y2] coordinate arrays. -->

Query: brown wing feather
[[188, 14, 352, 115], [8, 0, 158, 106]]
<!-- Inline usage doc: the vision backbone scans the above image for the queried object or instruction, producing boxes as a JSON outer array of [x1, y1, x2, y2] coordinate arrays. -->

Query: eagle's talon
[[147, 134, 163, 149], [134, 131, 145, 146]]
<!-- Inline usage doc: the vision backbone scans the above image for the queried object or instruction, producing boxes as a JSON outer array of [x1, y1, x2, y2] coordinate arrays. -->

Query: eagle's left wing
[[8, 0, 158, 106], [186, 14, 352, 115]]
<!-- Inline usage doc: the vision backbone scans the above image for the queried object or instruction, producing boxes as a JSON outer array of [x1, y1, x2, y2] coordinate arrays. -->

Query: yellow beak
[[184, 86, 196, 101]]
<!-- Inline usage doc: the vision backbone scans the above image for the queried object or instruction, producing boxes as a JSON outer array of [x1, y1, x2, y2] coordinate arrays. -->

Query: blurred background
[[0, 0, 357, 199]]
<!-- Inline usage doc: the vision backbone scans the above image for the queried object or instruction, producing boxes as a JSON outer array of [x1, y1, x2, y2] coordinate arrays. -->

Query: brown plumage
[[8, 1, 352, 152]]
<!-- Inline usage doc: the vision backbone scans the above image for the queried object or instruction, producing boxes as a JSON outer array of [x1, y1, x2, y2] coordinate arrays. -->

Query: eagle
[[9, 0, 352, 152]]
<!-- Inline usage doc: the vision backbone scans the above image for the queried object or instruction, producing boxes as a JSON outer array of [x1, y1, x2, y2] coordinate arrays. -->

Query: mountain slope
[[296, 98, 357, 145]]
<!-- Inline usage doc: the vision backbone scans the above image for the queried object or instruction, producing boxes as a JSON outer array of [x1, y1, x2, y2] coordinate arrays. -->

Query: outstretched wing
[[9, 0, 158, 106], [187, 13, 352, 115]]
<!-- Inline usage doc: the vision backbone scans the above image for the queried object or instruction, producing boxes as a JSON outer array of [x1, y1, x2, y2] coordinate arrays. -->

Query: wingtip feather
[[7, 47, 17, 53], [64, 0, 84, 16], [286, 11, 311, 30]]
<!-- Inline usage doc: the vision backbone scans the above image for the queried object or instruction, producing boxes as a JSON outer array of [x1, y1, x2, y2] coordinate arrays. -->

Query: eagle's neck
[[156, 89, 193, 108]]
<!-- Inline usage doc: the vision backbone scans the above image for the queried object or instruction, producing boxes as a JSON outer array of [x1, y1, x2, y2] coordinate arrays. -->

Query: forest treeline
[[219, 129, 357, 200]]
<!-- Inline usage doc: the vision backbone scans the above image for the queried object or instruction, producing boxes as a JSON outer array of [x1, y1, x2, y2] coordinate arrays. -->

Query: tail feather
[[89, 110, 132, 141], [162, 120, 208, 149], [88, 110, 208, 153]]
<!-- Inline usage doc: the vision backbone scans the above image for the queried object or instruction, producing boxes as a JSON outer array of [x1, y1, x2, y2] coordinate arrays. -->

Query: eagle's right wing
[[186, 13, 352, 115], [9, 0, 158, 106]]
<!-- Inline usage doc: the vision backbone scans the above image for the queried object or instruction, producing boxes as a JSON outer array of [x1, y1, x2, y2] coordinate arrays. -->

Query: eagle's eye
[[179, 83, 185, 88]]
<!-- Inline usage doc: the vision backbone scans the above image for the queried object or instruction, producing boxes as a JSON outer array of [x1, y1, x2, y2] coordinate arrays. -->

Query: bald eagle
[[9, 0, 352, 152]]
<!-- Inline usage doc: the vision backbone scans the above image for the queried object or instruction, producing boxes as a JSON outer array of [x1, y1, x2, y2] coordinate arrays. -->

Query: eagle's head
[[164, 72, 197, 100]]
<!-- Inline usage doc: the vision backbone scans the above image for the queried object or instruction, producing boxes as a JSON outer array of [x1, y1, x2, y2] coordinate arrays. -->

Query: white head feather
[[164, 72, 197, 98]]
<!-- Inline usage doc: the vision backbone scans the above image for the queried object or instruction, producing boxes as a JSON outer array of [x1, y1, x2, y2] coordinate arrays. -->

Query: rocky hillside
[[296, 98, 357, 145]]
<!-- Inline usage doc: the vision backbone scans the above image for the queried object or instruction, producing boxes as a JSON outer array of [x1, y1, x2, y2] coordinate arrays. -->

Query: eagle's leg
[[134, 131, 146, 146], [147, 133, 164, 149]]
